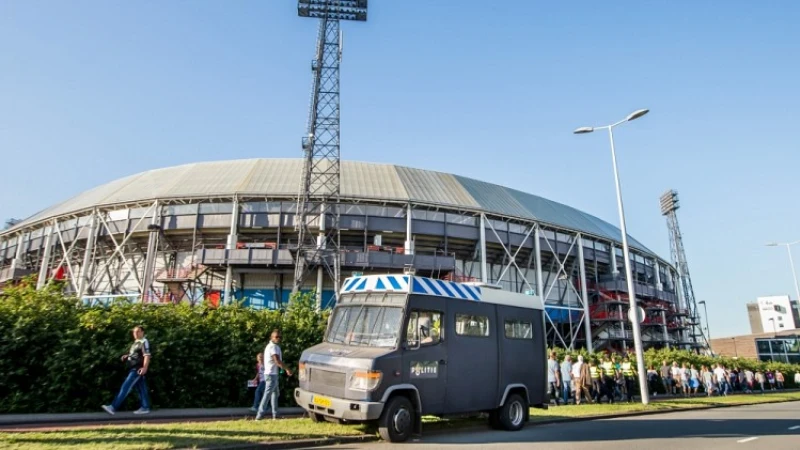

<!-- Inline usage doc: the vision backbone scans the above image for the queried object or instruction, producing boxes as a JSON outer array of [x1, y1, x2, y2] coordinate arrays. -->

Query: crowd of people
[[547, 351, 800, 406]]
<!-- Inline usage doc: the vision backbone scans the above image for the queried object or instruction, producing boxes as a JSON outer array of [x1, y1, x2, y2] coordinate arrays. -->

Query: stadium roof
[[4, 159, 653, 253]]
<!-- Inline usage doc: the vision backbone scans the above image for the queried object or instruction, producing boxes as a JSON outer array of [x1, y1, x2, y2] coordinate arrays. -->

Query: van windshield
[[326, 305, 404, 348]]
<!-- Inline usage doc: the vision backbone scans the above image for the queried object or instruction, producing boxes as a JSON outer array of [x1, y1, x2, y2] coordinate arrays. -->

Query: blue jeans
[[252, 380, 266, 409], [257, 374, 279, 418], [111, 369, 150, 410], [562, 381, 572, 404]]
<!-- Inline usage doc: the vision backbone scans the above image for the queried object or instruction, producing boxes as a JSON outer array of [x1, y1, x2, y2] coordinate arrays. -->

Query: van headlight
[[298, 363, 308, 382], [349, 370, 382, 391]]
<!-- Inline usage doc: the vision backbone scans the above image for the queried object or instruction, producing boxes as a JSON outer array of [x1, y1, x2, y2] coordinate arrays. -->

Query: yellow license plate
[[312, 395, 332, 408]]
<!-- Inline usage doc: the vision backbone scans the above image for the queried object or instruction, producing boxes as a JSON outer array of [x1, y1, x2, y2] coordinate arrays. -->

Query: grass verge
[[3, 391, 800, 450]]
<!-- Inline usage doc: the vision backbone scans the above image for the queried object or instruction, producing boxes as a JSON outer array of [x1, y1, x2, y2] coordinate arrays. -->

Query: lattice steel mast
[[293, 1, 368, 307], [660, 190, 709, 352]]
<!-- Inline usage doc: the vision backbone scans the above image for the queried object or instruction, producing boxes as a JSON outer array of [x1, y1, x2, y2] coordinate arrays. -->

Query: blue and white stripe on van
[[341, 275, 481, 301], [339, 274, 544, 311]]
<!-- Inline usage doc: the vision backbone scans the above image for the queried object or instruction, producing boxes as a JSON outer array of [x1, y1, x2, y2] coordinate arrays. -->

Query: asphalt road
[[306, 401, 800, 449]]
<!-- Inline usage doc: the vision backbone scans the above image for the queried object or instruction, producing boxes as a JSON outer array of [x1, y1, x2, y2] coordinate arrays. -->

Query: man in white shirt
[[713, 364, 728, 396], [256, 329, 293, 420]]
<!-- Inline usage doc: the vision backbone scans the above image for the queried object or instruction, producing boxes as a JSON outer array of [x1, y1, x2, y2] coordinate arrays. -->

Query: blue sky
[[2, 1, 799, 338]]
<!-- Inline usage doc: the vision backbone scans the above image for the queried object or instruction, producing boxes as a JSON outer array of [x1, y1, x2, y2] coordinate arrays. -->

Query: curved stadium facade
[[0, 159, 698, 351]]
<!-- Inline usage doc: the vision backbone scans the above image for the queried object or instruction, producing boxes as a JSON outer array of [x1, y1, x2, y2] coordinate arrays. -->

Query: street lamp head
[[626, 109, 649, 122], [698, 300, 706, 305], [573, 127, 594, 134]]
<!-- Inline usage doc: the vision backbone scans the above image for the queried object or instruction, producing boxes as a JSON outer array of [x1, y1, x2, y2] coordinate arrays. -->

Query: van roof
[[341, 274, 544, 311]]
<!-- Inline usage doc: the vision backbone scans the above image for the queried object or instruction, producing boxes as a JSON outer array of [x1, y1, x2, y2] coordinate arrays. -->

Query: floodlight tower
[[293, 1, 368, 307], [660, 190, 709, 353]]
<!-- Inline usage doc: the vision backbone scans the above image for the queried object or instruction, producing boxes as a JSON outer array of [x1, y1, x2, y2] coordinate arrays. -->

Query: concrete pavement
[[304, 401, 800, 450]]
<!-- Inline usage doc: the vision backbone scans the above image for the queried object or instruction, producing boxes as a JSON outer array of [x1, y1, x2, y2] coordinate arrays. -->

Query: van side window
[[455, 314, 490, 337], [406, 310, 442, 347], [504, 320, 533, 339]]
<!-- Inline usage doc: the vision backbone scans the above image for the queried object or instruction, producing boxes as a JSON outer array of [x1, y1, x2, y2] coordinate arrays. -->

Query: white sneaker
[[102, 405, 116, 415], [133, 408, 150, 415]]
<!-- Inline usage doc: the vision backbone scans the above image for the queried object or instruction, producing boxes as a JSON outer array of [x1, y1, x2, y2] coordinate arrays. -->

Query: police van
[[294, 273, 547, 442]]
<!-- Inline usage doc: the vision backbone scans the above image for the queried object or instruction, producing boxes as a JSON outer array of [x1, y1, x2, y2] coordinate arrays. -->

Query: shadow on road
[[406, 416, 800, 445]]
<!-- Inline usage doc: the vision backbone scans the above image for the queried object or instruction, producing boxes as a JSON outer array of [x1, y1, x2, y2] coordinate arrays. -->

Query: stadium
[[0, 158, 699, 352]]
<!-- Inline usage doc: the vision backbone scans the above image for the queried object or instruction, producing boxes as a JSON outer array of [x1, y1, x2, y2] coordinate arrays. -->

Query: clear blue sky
[[2, 1, 799, 338]]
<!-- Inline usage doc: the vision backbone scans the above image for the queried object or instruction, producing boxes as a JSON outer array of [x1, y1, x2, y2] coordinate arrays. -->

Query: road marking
[[737, 437, 759, 443], [789, 425, 800, 430]]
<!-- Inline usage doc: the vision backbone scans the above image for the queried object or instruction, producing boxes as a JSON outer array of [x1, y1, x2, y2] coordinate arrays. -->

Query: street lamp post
[[765, 240, 800, 304], [768, 317, 777, 335], [574, 108, 650, 405]]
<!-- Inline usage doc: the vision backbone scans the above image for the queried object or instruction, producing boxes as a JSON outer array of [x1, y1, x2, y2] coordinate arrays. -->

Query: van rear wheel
[[499, 393, 527, 431], [378, 396, 414, 442]]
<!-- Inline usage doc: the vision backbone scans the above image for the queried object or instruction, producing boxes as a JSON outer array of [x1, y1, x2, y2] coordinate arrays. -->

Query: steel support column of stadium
[[662, 309, 670, 349], [36, 222, 55, 290], [540, 229, 585, 350], [479, 214, 488, 284], [90, 208, 152, 294], [52, 220, 86, 294], [78, 211, 98, 297], [223, 198, 239, 305], [610, 243, 619, 275], [10, 231, 25, 273], [577, 234, 593, 352], [654, 259, 663, 291], [141, 201, 161, 302], [534, 224, 546, 343], [486, 219, 535, 293], [405, 203, 414, 256]]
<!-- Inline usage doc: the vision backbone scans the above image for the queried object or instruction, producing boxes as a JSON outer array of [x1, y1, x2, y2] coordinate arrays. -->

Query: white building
[[753, 295, 799, 333]]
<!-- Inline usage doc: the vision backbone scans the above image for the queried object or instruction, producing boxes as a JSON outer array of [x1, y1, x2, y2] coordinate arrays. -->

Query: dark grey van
[[294, 274, 547, 442]]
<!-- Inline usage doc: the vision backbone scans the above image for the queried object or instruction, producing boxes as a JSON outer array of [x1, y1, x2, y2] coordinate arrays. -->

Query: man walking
[[256, 329, 293, 420], [620, 355, 636, 402], [660, 360, 671, 396], [560, 355, 573, 405], [102, 325, 151, 415], [573, 355, 593, 405], [547, 351, 561, 406]]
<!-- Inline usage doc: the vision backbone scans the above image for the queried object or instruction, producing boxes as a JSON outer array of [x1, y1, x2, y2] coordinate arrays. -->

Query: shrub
[[0, 280, 328, 413]]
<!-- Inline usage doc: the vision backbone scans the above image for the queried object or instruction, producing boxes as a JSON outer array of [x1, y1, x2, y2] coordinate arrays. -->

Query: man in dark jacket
[[102, 325, 152, 415]]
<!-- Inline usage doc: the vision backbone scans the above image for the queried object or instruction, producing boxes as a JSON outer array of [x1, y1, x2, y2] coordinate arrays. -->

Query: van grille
[[308, 368, 346, 398]]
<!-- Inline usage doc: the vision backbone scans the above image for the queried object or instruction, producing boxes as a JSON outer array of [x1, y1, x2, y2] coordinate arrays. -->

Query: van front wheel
[[499, 393, 527, 431], [378, 396, 414, 442]]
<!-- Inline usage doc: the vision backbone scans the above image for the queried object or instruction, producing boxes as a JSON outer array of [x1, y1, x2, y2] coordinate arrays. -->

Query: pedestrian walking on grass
[[251, 352, 266, 411], [102, 325, 152, 415], [776, 370, 785, 390], [755, 370, 766, 394], [560, 355, 573, 405], [574, 355, 593, 405], [547, 351, 561, 406], [256, 329, 293, 420]]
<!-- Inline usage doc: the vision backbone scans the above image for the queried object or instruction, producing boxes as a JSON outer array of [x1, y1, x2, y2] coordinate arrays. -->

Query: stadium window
[[108, 209, 129, 221], [199, 203, 233, 214], [240, 202, 269, 213], [504, 320, 533, 339], [455, 314, 490, 337], [165, 204, 199, 215]]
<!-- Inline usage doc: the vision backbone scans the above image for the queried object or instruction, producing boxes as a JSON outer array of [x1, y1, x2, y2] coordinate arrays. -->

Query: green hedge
[[0, 281, 328, 414], [3, 279, 799, 414]]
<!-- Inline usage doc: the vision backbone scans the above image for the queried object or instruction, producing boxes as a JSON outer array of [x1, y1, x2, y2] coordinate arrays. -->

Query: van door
[[444, 302, 498, 414], [402, 297, 447, 415]]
